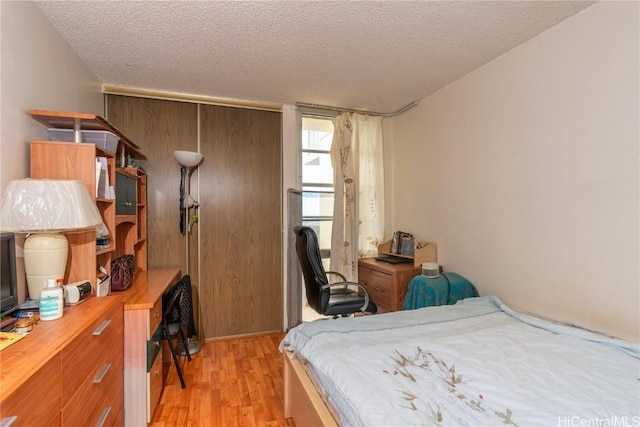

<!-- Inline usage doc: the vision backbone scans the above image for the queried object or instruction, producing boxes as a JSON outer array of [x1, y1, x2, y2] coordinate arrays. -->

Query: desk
[[121, 269, 181, 426], [358, 258, 421, 312]]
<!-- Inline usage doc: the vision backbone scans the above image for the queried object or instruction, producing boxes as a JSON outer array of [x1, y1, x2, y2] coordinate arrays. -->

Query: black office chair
[[294, 226, 377, 317], [162, 276, 192, 389]]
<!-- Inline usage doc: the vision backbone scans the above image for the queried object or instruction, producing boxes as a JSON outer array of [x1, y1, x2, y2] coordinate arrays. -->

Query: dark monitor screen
[[1, 232, 18, 316]]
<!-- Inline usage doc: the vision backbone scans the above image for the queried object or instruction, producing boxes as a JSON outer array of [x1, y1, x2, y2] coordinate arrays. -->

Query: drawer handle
[[93, 319, 112, 336], [94, 363, 112, 384], [95, 406, 111, 427], [1, 416, 18, 427]]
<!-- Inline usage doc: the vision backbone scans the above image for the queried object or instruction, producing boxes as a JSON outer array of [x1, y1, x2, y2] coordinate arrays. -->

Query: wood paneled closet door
[[106, 95, 203, 337], [199, 105, 282, 337], [105, 96, 198, 275], [107, 95, 283, 338]]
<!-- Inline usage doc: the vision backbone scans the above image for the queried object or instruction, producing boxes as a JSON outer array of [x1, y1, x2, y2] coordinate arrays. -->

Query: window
[[301, 117, 334, 268]]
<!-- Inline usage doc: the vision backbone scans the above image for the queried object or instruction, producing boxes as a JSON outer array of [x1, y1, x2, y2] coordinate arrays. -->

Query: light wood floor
[[151, 332, 296, 427]]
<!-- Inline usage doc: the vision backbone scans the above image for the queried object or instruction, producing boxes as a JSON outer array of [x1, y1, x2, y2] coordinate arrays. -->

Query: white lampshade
[[0, 179, 103, 299], [174, 150, 203, 168]]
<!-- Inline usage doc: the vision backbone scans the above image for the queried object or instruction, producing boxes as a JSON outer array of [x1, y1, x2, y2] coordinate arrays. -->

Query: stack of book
[[390, 231, 414, 256]]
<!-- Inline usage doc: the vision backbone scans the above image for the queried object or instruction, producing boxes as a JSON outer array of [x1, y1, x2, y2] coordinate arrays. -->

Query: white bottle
[[40, 278, 64, 321]]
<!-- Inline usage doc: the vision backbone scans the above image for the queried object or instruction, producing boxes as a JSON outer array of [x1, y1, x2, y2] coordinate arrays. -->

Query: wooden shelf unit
[[29, 110, 148, 291], [134, 169, 148, 272], [377, 239, 437, 267], [29, 140, 116, 285]]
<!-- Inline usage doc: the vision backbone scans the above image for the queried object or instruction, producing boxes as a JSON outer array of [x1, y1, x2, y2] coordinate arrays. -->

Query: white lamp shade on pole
[[174, 151, 203, 274], [174, 150, 203, 168], [173, 150, 203, 355]]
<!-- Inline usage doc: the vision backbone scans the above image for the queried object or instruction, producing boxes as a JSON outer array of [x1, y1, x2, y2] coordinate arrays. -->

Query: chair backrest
[[294, 226, 330, 314], [163, 277, 186, 325], [178, 275, 197, 337]]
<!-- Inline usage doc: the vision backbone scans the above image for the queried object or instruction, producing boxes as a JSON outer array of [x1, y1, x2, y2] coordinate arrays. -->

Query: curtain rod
[[295, 100, 418, 118]]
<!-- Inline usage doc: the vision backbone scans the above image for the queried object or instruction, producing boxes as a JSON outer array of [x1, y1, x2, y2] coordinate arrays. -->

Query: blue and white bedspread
[[280, 296, 640, 427]]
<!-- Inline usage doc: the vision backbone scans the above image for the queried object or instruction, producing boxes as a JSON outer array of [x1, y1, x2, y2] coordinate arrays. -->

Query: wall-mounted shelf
[[29, 109, 147, 161]]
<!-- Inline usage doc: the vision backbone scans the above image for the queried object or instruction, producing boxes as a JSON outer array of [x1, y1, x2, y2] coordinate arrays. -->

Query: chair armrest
[[326, 271, 347, 282], [320, 281, 370, 313]]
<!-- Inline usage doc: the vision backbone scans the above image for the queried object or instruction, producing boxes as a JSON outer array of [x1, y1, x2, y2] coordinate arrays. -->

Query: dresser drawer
[[147, 323, 163, 371], [147, 349, 163, 422], [61, 302, 123, 404], [358, 259, 422, 312], [359, 266, 393, 289], [112, 405, 124, 427], [62, 347, 123, 427], [360, 283, 393, 313], [92, 401, 121, 427], [358, 267, 393, 311], [0, 354, 61, 427], [99, 378, 124, 427]]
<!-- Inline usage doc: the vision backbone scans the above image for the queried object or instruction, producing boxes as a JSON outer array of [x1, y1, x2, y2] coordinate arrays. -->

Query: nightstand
[[358, 258, 421, 313]]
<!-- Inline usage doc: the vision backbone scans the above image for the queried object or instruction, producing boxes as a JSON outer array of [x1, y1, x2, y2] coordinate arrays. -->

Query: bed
[[280, 296, 640, 427]]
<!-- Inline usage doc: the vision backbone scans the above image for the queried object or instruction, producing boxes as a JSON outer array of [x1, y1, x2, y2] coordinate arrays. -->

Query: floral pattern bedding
[[280, 296, 640, 427]]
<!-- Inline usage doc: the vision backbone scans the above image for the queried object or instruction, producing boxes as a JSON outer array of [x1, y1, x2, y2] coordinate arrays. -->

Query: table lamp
[[0, 179, 102, 299]]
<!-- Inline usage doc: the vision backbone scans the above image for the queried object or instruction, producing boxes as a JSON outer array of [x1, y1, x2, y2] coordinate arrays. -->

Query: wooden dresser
[[358, 258, 421, 313], [0, 296, 124, 427], [121, 269, 181, 427]]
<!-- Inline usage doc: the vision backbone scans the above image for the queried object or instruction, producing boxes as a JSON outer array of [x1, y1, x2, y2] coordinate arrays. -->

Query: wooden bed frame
[[283, 350, 338, 427]]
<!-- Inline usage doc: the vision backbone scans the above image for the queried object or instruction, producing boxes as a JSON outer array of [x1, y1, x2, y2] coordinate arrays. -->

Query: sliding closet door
[[199, 105, 282, 337], [105, 95, 198, 274], [107, 96, 282, 338]]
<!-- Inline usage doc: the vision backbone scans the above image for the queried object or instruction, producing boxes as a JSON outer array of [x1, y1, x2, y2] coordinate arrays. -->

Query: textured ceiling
[[35, 1, 595, 113]]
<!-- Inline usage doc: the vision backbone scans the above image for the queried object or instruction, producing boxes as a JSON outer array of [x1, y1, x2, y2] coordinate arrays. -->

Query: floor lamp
[[174, 150, 203, 355]]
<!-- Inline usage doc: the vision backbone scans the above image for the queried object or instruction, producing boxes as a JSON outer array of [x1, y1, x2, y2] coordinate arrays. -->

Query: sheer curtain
[[330, 112, 385, 280]]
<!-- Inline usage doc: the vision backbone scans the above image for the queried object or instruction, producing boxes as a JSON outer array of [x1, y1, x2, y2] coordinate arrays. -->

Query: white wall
[[389, 2, 639, 341], [1, 1, 103, 191], [1, 1, 103, 302]]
